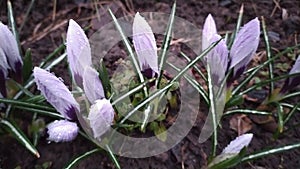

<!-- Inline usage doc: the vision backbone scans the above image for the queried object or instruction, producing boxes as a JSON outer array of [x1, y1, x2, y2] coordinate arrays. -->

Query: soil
[[1, 0, 300, 169]]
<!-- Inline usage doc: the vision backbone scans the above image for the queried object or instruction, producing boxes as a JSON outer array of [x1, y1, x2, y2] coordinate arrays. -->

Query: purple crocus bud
[[47, 120, 79, 143], [66, 19, 92, 87], [206, 34, 228, 86], [133, 12, 159, 78], [229, 18, 260, 80], [0, 48, 9, 98], [280, 56, 300, 94], [221, 133, 253, 154], [88, 98, 114, 139], [33, 67, 79, 120], [0, 22, 23, 83], [83, 66, 105, 104], [202, 14, 217, 52]]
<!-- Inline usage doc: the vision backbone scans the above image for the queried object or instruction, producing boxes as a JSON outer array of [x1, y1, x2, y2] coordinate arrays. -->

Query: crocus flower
[[206, 34, 229, 86], [33, 67, 79, 120], [83, 66, 105, 104], [280, 56, 300, 94], [46, 120, 79, 143], [33, 67, 80, 143], [221, 133, 253, 154], [202, 14, 217, 52], [66, 19, 92, 88], [229, 18, 260, 80], [0, 22, 23, 83], [88, 98, 115, 139], [133, 12, 159, 78]]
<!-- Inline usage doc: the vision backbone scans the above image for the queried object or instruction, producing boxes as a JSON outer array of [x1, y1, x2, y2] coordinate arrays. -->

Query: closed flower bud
[[280, 56, 300, 94], [0, 48, 9, 98], [0, 22, 23, 83], [88, 99, 114, 139], [202, 14, 218, 52], [66, 19, 92, 87], [222, 133, 253, 154], [47, 120, 79, 143], [133, 12, 159, 78], [33, 67, 80, 120], [229, 18, 260, 80]]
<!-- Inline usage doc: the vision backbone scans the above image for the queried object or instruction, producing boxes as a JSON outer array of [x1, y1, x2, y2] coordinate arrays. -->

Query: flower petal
[[47, 120, 78, 143], [202, 14, 217, 52], [66, 19, 92, 87], [0, 22, 23, 82], [0, 48, 9, 97], [281, 56, 300, 93], [229, 18, 260, 78], [33, 67, 79, 120], [133, 12, 158, 78], [83, 66, 105, 104], [222, 133, 253, 154], [88, 98, 114, 139], [206, 34, 228, 86]]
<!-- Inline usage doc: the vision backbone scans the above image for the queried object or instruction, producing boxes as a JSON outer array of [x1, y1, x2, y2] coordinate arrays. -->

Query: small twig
[[52, 0, 57, 21], [271, 0, 281, 17]]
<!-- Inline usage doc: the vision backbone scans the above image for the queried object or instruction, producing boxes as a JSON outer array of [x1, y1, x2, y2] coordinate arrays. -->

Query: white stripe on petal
[[33, 67, 80, 120], [47, 120, 78, 143], [222, 133, 253, 154], [133, 12, 158, 77], [88, 99, 114, 139], [66, 19, 92, 87], [83, 66, 105, 104]]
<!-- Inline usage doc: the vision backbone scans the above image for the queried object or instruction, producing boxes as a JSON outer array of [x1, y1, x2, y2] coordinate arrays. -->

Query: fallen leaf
[[229, 114, 252, 135]]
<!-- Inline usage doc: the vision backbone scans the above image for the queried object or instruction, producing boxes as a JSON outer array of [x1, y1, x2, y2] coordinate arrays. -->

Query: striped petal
[[88, 99, 114, 139], [202, 14, 218, 52], [47, 120, 78, 143], [66, 19, 92, 87], [0, 48, 9, 97], [206, 34, 228, 86], [0, 22, 23, 82], [33, 67, 79, 120], [222, 133, 253, 154], [133, 12, 158, 78], [281, 56, 300, 93], [229, 18, 260, 79], [83, 66, 105, 104]]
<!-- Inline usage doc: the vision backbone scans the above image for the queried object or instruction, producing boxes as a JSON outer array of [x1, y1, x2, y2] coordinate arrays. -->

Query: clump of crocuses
[[33, 19, 115, 143], [0, 22, 23, 98], [202, 14, 260, 88]]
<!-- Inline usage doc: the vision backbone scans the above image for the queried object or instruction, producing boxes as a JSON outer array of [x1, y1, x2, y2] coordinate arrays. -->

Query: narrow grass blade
[[275, 103, 284, 133], [106, 144, 121, 169], [283, 104, 299, 124], [261, 16, 274, 93], [232, 44, 300, 96], [108, 8, 145, 86], [64, 148, 101, 169], [39, 44, 65, 68], [22, 48, 33, 82], [7, 0, 21, 54], [120, 82, 173, 124], [241, 142, 300, 162], [227, 4, 243, 49], [280, 91, 300, 101], [166, 61, 209, 104], [19, 0, 36, 33], [0, 119, 40, 158], [156, 2, 176, 88], [14, 106, 63, 119], [224, 109, 271, 116], [0, 98, 56, 111], [180, 51, 207, 82]]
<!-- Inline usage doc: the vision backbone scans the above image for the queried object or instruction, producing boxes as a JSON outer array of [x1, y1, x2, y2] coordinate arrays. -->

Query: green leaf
[[208, 148, 246, 169], [0, 119, 40, 158], [106, 144, 121, 169], [154, 123, 167, 142], [98, 59, 111, 98], [22, 48, 33, 82], [7, 0, 21, 55], [156, 2, 176, 88], [64, 148, 101, 169]]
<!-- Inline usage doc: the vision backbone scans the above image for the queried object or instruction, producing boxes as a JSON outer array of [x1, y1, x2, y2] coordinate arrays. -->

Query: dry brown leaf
[[229, 114, 253, 135]]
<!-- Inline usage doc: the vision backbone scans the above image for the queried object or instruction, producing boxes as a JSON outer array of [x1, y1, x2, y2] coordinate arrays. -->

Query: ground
[[0, 0, 300, 168]]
